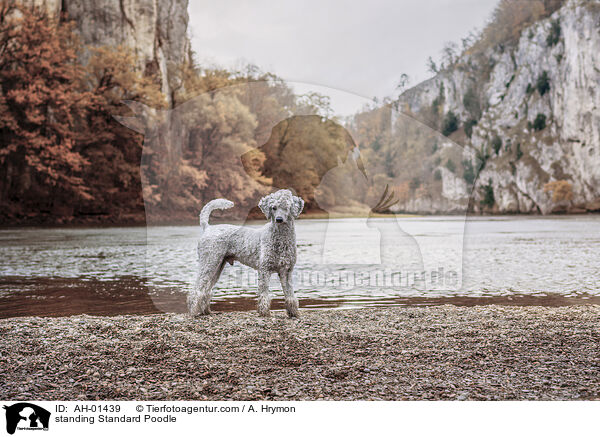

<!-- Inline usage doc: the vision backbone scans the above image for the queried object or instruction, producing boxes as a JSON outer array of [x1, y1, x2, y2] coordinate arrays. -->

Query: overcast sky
[[188, 0, 498, 116]]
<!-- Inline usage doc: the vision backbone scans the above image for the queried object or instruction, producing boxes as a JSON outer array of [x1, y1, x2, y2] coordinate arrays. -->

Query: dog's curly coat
[[188, 189, 304, 318]]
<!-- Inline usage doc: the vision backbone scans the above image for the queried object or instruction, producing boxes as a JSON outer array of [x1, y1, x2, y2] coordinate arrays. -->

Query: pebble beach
[[1, 305, 599, 401]]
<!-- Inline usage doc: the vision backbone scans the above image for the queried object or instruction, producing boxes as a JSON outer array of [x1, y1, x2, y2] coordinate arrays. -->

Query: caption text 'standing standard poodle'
[[188, 189, 304, 318]]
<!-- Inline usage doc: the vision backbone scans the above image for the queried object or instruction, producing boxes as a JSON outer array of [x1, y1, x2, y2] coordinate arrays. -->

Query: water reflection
[[1, 215, 599, 318], [1, 275, 598, 319]]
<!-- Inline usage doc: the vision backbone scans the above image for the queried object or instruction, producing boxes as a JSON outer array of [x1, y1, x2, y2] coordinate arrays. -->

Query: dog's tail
[[199, 199, 234, 230]]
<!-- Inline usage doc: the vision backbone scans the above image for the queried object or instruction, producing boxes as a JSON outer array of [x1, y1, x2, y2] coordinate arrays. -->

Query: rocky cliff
[[398, 0, 600, 214], [26, 0, 190, 106]]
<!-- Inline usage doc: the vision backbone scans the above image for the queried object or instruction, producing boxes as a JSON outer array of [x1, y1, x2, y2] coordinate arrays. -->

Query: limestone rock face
[[398, 0, 600, 214], [26, 0, 190, 106]]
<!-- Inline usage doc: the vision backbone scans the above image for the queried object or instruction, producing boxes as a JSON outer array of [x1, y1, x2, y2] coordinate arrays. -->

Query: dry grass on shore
[[1, 305, 599, 401]]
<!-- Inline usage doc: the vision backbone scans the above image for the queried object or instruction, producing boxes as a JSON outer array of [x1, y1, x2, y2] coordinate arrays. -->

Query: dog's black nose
[[275, 217, 283, 223]]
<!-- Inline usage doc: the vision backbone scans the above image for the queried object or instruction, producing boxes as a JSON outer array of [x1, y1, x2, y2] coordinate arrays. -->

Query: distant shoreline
[[2, 210, 600, 229]]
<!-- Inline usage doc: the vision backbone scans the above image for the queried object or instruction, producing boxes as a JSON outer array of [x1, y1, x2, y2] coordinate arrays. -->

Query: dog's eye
[[272, 206, 277, 211]]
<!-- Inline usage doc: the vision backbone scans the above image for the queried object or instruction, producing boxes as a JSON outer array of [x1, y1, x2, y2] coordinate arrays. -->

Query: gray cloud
[[188, 0, 497, 114]]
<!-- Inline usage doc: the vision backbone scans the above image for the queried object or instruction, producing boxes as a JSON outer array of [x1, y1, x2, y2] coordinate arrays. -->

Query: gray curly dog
[[188, 189, 305, 318]]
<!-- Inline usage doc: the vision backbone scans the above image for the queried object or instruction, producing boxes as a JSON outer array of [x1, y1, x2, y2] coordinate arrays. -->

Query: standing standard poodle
[[188, 189, 304, 318]]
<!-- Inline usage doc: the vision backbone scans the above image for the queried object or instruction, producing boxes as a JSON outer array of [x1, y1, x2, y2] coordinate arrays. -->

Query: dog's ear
[[259, 194, 273, 219], [292, 196, 304, 218]]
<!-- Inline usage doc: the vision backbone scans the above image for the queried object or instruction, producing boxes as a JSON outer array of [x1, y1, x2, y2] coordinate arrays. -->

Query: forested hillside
[[2, 0, 599, 225], [0, 2, 342, 224]]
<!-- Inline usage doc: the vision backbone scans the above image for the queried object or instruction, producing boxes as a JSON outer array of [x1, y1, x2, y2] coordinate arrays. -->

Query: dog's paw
[[286, 309, 299, 318]]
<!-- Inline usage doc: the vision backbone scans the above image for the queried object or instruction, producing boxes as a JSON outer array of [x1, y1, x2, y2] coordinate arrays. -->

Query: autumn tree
[[0, 3, 92, 215], [544, 180, 573, 203], [251, 115, 358, 209], [156, 60, 345, 219], [184, 89, 260, 206], [77, 45, 166, 218], [237, 72, 296, 146], [294, 92, 334, 118], [475, 0, 565, 50]]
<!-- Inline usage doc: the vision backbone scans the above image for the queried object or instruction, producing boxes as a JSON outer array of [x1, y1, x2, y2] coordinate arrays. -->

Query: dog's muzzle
[[275, 217, 284, 223]]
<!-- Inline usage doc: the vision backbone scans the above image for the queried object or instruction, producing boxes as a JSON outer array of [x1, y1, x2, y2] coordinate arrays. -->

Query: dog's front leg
[[279, 269, 299, 318], [257, 271, 272, 317]]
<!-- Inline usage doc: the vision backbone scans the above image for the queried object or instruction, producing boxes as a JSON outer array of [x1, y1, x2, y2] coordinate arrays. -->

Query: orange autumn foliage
[[0, 3, 93, 202], [544, 180, 573, 203], [0, 3, 167, 223]]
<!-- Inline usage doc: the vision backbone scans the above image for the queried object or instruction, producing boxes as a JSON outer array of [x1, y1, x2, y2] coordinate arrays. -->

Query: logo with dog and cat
[[116, 80, 476, 314], [3, 403, 50, 435]]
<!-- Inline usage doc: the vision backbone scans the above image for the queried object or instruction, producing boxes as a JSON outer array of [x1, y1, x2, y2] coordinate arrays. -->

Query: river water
[[1, 215, 599, 317]]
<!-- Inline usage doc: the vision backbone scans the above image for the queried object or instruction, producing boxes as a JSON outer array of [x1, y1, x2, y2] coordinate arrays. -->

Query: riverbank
[[0, 209, 414, 228], [1, 305, 599, 400], [4, 209, 600, 228]]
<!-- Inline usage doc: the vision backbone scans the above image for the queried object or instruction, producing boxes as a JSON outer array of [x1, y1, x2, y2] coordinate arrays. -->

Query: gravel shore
[[1, 305, 599, 400]]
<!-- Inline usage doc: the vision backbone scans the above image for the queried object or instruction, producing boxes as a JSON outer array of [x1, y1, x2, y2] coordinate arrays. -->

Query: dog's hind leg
[[257, 271, 272, 317], [188, 259, 227, 316], [279, 269, 299, 318], [188, 272, 212, 316]]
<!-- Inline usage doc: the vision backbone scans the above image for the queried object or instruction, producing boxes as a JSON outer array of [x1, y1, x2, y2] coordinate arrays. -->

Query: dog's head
[[259, 189, 304, 224]]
